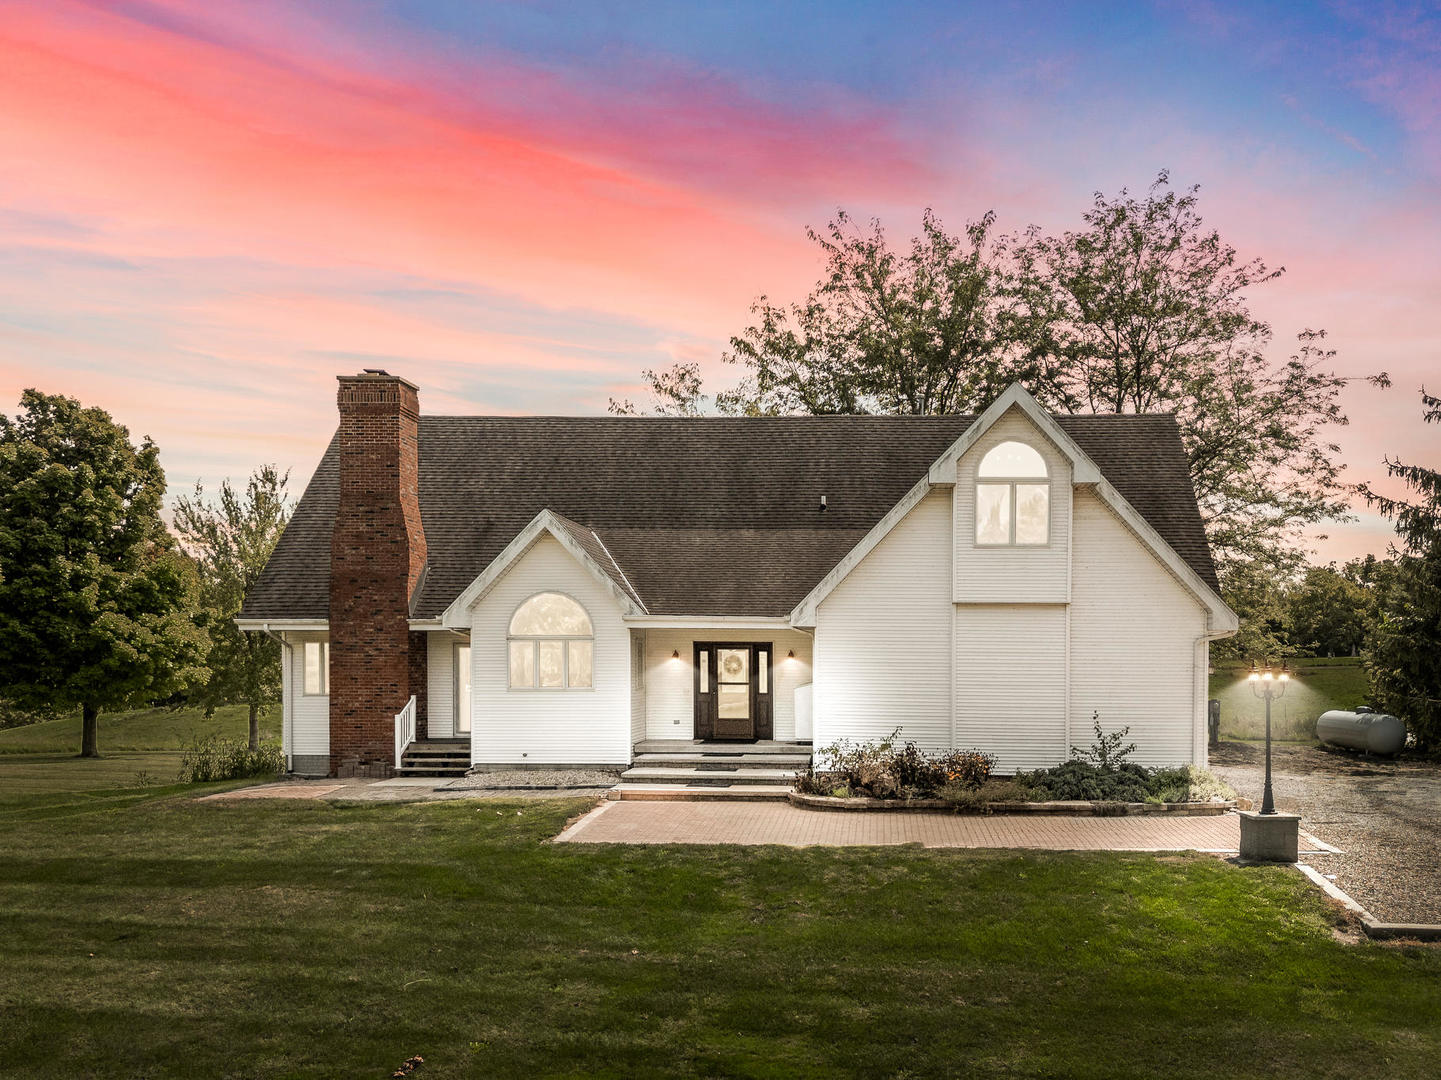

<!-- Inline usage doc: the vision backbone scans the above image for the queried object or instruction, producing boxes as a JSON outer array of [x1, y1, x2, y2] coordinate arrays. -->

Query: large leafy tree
[[642, 175, 1381, 583], [173, 466, 291, 750], [1359, 390, 1441, 753], [1285, 564, 1374, 657], [0, 390, 207, 756], [1010, 173, 1387, 574], [716, 209, 1056, 416]]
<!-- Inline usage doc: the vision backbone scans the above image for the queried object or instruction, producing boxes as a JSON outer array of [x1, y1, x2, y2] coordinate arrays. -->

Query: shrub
[[177, 736, 285, 783], [801, 732, 994, 799], [1017, 759, 1153, 803]]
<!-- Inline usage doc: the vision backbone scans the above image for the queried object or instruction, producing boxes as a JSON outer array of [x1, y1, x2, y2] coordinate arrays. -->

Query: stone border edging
[[787, 791, 1235, 816], [1295, 863, 1441, 942]]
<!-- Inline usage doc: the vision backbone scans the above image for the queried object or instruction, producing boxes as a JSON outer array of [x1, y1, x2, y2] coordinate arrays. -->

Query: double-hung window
[[303, 640, 330, 695]]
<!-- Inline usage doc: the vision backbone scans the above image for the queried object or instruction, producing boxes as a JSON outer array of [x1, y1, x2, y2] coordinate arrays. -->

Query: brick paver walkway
[[557, 801, 1333, 853]]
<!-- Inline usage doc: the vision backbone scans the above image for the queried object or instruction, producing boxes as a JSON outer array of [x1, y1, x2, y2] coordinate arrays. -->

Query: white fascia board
[[788, 471, 934, 627], [1089, 478, 1238, 633], [408, 618, 444, 630], [234, 618, 328, 632], [622, 615, 796, 630], [926, 382, 1102, 485], [439, 509, 645, 628]]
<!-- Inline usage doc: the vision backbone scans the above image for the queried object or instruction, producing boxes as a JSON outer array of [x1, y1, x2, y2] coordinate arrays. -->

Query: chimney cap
[[337, 370, 419, 392]]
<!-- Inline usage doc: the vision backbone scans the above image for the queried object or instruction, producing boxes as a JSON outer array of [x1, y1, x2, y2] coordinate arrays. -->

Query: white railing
[[394, 695, 417, 771]]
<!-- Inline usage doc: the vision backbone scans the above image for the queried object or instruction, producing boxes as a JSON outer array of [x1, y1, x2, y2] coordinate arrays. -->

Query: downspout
[[260, 624, 293, 770]]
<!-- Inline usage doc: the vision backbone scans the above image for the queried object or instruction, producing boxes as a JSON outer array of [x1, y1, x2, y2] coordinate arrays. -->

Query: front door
[[694, 642, 773, 741]]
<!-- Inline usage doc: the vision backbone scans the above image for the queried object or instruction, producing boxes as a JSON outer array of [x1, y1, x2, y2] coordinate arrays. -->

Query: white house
[[237, 370, 1235, 785]]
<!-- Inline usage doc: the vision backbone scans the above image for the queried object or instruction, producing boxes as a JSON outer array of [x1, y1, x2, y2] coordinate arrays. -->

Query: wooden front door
[[694, 642, 773, 741]]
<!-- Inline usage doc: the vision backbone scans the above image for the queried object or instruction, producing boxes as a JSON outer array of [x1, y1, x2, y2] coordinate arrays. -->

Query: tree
[[173, 466, 291, 750], [641, 174, 1383, 579], [0, 390, 207, 756], [1210, 558, 1291, 667], [1010, 173, 1387, 574], [1285, 564, 1373, 657], [608, 361, 707, 416], [718, 209, 1056, 416], [1359, 389, 1441, 753]]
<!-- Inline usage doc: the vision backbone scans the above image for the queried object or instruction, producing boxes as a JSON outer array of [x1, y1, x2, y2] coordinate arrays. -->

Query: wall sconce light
[[787, 649, 795, 659], [672, 649, 680, 660]]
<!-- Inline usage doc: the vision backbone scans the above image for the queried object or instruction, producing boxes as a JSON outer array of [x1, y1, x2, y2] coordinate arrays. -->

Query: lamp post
[[1247, 661, 1290, 815]]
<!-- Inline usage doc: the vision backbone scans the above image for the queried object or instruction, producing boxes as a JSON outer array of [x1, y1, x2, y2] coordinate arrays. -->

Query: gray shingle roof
[[239, 413, 1218, 621]]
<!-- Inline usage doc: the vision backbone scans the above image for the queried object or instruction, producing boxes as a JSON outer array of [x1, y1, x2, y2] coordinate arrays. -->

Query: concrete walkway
[[557, 800, 1335, 853]]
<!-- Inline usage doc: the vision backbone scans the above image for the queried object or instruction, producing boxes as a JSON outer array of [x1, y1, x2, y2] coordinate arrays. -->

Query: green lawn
[[2, 789, 1438, 1078], [0, 704, 280, 797], [1209, 658, 1370, 741], [0, 702, 279, 754]]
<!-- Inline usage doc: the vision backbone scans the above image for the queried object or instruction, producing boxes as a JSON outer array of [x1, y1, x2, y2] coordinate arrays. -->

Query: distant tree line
[[0, 389, 290, 755]]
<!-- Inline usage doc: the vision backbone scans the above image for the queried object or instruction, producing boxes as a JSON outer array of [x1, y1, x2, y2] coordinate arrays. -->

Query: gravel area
[[444, 769, 621, 791], [1210, 741, 1441, 924]]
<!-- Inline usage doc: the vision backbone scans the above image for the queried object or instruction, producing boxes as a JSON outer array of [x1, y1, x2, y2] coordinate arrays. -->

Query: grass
[[2, 788, 1439, 1079], [0, 704, 280, 797], [1209, 658, 1370, 741], [0, 702, 279, 754]]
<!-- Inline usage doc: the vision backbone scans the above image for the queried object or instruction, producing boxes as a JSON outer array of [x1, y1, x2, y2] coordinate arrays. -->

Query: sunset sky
[[2, 0, 1437, 564]]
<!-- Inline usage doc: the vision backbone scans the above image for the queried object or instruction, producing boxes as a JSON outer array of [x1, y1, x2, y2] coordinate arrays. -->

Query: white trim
[[789, 472, 933, 626], [440, 509, 646, 628], [235, 618, 328, 631], [1090, 478, 1237, 633], [926, 383, 1103, 485], [622, 615, 795, 630], [590, 529, 648, 614], [789, 381, 1236, 630]]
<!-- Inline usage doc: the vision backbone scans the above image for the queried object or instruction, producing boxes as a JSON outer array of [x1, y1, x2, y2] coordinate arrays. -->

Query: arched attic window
[[508, 592, 593, 689], [975, 441, 1050, 546]]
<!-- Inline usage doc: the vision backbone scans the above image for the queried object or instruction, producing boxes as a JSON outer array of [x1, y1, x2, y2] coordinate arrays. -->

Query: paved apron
[[557, 801, 1334, 853]]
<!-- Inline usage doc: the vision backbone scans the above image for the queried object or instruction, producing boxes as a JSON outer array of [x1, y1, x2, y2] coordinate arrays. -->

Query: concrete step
[[619, 766, 798, 786], [632, 739, 810, 756], [395, 765, 470, 777], [631, 752, 812, 769], [609, 783, 792, 802]]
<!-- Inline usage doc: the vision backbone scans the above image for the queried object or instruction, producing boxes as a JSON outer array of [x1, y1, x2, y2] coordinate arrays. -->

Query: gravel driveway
[[1210, 741, 1441, 924]]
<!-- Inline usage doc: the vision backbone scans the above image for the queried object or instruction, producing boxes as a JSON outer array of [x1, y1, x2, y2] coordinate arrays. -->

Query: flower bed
[[792, 718, 1238, 814]]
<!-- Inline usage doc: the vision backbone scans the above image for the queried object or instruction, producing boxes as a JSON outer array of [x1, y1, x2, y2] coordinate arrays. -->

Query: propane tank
[[1316, 707, 1407, 756]]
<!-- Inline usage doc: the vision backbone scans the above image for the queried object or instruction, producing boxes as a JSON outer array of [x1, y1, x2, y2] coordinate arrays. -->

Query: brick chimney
[[329, 370, 428, 777]]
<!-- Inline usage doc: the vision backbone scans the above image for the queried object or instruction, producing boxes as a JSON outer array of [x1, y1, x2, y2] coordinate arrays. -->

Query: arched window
[[975, 441, 1050, 546], [507, 592, 594, 689]]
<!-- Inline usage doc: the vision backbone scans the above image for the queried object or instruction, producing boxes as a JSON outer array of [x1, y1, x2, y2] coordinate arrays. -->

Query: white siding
[[953, 409, 1071, 604], [953, 605, 1068, 773], [813, 490, 953, 752], [1069, 490, 1206, 767], [643, 629, 814, 741], [284, 631, 330, 757], [463, 535, 631, 765], [427, 632, 455, 738]]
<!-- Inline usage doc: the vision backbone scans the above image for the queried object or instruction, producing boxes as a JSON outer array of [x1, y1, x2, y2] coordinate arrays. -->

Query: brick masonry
[[329, 372, 428, 776]]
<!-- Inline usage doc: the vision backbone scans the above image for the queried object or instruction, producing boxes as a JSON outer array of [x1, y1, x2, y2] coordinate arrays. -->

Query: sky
[[1, 0, 1437, 564]]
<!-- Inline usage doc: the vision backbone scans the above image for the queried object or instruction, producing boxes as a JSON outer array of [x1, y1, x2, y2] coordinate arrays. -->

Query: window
[[303, 640, 329, 695], [976, 440, 1050, 546], [455, 643, 472, 734], [507, 592, 593, 689]]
